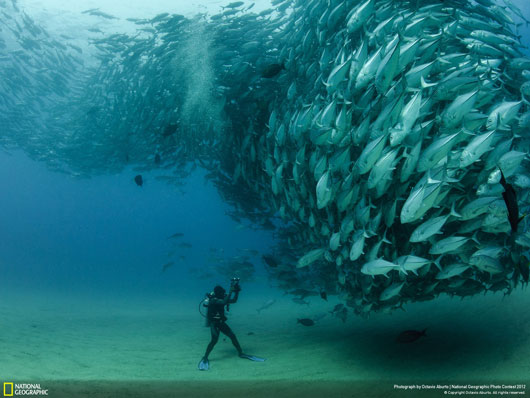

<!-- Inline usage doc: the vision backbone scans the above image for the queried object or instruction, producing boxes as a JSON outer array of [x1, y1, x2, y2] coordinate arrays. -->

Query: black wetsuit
[[203, 289, 242, 359]]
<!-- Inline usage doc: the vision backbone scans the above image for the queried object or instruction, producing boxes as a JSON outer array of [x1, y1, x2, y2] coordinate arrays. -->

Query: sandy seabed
[[1, 286, 529, 398]]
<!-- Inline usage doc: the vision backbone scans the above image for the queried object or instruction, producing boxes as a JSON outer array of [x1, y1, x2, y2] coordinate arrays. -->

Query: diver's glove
[[233, 284, 241, 292]]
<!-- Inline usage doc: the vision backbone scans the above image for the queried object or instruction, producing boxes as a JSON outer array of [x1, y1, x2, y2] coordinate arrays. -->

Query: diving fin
[[239, 353, 266, 362], [198, 357, 209, 371]]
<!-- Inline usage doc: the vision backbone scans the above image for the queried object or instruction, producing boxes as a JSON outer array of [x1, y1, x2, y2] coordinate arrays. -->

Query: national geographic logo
[[3, 383, 13, 397], [3, 383, 48, 396]]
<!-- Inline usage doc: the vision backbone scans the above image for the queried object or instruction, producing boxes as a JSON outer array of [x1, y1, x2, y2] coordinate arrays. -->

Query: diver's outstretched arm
[[228, 289, 239, 304]]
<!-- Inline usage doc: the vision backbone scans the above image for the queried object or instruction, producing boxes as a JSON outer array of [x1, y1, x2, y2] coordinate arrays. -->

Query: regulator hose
[[199, 298, 208, 318]]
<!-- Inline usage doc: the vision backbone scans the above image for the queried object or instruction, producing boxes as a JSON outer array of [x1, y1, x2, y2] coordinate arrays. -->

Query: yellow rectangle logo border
[[4, 382, 14, 397]]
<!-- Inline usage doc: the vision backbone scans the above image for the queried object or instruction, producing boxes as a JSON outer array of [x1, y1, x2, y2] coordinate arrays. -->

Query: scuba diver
[[198, 278, 265, 371]]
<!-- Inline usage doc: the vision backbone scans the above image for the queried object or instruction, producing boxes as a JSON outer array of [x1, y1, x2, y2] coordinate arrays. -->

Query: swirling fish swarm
[[1, 0, 530, 314], [218, 0, 530, 314]]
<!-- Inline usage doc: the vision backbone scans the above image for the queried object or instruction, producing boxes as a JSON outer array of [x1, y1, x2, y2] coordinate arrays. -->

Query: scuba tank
[[199, 292, 212, 326], [199, 291, 224, 326]]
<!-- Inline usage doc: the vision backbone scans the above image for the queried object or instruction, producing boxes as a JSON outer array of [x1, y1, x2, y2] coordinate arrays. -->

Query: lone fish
[[161, 261, 174, 273], [499, 169, 524, 233], [261, 62, 285, 78], [262, 254, 279, 268], [297, 318, 315, 326], [395, 329, 427, 343], [256, 299, 276, 313]]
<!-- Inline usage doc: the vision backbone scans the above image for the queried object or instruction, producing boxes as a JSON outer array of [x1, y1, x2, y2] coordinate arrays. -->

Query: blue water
[[0, 150, 274, 300]]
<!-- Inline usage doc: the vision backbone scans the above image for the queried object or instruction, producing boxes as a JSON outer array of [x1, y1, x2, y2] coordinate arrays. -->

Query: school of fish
[[1, 0, 530, 315]]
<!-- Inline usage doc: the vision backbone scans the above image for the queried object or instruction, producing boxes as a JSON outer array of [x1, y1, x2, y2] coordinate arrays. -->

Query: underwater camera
[[231, 277, 241, 291]]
